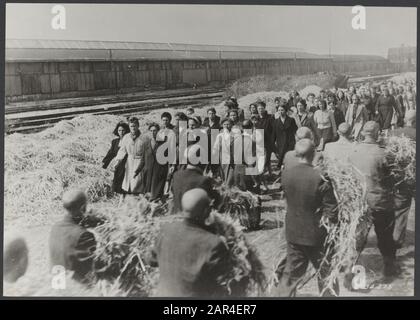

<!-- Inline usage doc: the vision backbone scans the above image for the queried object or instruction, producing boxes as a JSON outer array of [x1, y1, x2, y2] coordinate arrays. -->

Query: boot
[[383, 256, 400, 278]]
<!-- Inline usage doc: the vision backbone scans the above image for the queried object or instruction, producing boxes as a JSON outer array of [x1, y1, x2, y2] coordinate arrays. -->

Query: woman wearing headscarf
[[102, 121, 130, 195]]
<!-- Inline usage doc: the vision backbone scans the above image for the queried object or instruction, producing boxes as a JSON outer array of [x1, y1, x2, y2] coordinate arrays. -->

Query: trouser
[[393, 192, 412, 248], [356, 209, 396, 259], [264, 148, 273, 172], [276, 242, 339, 297]]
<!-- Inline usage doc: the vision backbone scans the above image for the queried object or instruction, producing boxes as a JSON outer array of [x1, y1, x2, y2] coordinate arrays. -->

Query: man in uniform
[[277, 139, 339, 297], [148, 188, 229, 297], [348, 121, 399, 277], [323, 123, 354, 163], [49, 189, 96, 284], [282, 127, 323, 170]]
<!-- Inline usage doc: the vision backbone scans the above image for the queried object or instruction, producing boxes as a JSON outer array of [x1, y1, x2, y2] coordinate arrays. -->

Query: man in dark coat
[[49, 190, 96, 284], [349, 121, 399, 277], [255, 101, 275, 173], [277, 139, 338, 297], [202, 107, 221, 177], [272, 104, 298, 167], [390, 110, 416, 249], [171, 145, 220, 214], [375, 87, 402, 131], [148, 188, 229, 297]]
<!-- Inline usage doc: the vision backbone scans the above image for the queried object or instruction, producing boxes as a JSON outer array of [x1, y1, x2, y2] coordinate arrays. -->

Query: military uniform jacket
[[282, 163, 338, 246]]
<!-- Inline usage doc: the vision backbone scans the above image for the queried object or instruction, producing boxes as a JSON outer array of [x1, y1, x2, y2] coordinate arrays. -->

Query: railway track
[[5, 88, 225, 134]]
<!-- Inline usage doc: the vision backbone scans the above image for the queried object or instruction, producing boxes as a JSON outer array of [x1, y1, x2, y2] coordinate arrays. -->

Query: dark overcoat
[[148, 219, 229, 297], [272, 116, 298, 165], [102, 138, 127, 194], [282, 163, 337, 246], [49, 214, 96, 283]]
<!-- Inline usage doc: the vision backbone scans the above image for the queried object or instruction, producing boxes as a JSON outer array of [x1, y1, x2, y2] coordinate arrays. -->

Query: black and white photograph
[[3, 2, 417, 298]]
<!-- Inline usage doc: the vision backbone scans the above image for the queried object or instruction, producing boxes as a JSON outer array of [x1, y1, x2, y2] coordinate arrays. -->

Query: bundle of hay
[[207, 211, 267, 296], [87, 196, 169, 296], [216, 185, 261, 230], [316, 159, 370, 296], [86, 197, 266, 297], [385, 135, 416, 196]]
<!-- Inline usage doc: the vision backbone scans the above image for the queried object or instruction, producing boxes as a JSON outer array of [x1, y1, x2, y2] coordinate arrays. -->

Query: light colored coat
[[116, 132, 144, 194]]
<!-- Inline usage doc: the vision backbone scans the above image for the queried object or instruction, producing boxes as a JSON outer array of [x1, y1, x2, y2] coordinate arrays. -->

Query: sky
[[5, 3, 417, 57]]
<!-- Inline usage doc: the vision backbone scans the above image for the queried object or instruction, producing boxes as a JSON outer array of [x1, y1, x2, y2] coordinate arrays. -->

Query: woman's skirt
[[112, 155, 127, 194], [317, 127, 333, 151]]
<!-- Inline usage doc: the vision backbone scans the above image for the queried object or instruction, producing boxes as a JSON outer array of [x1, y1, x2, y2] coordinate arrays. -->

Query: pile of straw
[[88, 196, 168, 296], [85, 198, 266, 297], [385, 135, 416, 195], [4, 115, 125, 225], [208, 211, 267, 296], [316, 159, 370, 296], [216, 185, 261, 230]]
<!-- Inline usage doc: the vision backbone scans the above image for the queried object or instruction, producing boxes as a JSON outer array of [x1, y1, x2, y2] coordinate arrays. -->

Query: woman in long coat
[[114, 117, 143, 195], [102, 121, 130, 194], [345, 94, 369, 140], [135, 123, 168, 202], [272, 105, 297, 166], [374, 88, 401, 131]]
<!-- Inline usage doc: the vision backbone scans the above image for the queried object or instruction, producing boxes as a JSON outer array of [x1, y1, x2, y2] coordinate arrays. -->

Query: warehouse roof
[[331, 54, 387, 62], [6, 39, 330, 61]]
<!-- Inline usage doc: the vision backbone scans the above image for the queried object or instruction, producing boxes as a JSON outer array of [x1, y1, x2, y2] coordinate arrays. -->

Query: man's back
[[283, 150, 323, 170], [348, 142, 392, 211], [323, 140, 354, 163], [152, 220, 228, 297], [49, 215, 96, 282], [282, 163, 328, 246]]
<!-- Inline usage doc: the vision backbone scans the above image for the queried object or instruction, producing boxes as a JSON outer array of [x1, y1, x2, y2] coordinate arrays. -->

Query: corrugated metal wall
[[5, 58, 396, 102]]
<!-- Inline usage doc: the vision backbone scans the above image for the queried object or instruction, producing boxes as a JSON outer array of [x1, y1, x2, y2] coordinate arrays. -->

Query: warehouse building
[[388, 45, 416, 68], [5, 39, 400, 102]]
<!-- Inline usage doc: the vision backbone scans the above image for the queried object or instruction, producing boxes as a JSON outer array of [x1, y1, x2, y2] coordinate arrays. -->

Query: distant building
[[388, 45, 416, 67]]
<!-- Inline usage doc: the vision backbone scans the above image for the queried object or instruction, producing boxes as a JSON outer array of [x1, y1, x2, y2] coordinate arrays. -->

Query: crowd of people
[[4, 77, 416, 298]]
